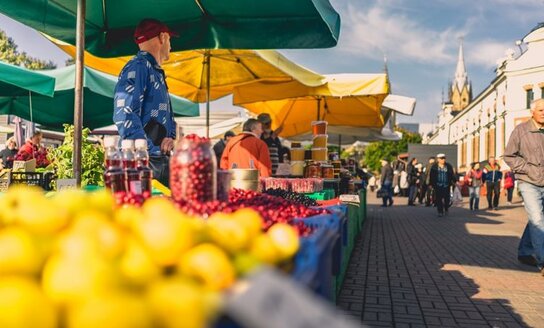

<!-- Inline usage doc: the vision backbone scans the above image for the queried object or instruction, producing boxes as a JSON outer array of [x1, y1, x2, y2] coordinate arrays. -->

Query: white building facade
[[425, 23, 544, 171]]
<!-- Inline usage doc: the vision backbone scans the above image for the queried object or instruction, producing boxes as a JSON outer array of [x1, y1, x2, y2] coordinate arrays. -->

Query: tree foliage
[[0, 29, 56, 70], [364, 128, 422, 173]]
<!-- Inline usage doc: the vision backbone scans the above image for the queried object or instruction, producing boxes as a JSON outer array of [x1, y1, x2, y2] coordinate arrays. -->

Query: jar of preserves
[[304, 161, 322, 178], [170, 134, 217, 203], [321, 164, 334, 179]]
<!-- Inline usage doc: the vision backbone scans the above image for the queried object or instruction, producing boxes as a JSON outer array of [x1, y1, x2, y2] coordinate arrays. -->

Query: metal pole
[[316, 97, 321, 120], [73, 0, 86, 187], [205, 50, 210, 138]]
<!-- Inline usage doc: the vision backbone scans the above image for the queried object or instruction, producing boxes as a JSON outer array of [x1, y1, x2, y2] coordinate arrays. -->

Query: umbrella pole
[[316, 97, 321, 120], [73, 0, 86, 187], [205, 50, 210, 138]]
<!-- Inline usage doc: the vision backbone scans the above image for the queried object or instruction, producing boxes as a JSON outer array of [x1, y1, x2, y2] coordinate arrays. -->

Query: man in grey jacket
[[504, 98, 544, 276]]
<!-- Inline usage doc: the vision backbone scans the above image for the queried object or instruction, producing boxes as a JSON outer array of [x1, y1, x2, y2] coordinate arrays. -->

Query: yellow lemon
[[133, 198, 195, 265], [178, 243, 236, 291], [42, 254, 119, 305], [0, 227, 41, 275], [67, 291, 153, 328], [87, 189, 116, 216], [249, 234, 281, 265], [206, 213, 250, 254], [119, 238, 161, 286], [267, 223, 300, 261], [147, 277, 216, 328], [0, 276, 58, 328], [231, 208, 264, 237], [113, 205, 143, 230]]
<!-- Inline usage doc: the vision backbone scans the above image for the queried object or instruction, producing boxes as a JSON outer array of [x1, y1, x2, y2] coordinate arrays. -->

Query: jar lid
[[311, 121, 328, 126]]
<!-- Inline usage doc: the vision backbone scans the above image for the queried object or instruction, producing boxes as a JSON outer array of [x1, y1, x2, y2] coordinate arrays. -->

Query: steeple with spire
[[449, 38, 472, 113]]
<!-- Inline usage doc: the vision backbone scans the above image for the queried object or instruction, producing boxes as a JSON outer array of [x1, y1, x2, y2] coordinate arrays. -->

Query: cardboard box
[[12, 159, 36, 172]]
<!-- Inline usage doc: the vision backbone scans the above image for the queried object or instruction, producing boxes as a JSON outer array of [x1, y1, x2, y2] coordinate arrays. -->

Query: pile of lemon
[[0, 186, 300, 328]]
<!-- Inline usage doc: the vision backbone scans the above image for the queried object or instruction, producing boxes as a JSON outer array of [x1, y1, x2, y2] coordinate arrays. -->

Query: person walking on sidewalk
[[483, 156, 502, 210], [379, 159, 394, 207], [503, 170, 516, 205], [423, 156, 436, 207], [406, 157, 419, 206], [429, 153, 456, 217], [504, 98, 544, 275], [465, 162, 483, 211]]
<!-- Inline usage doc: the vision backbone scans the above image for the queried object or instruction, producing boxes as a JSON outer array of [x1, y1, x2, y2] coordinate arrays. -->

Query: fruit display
[[263, 188, 319, 207], [0, 186, 304, 328], [175, 188, 327, 236]]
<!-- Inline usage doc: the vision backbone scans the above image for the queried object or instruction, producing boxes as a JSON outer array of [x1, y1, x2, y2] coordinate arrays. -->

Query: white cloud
[[466, 40, 511, 68], [337, 2, 457, 64]]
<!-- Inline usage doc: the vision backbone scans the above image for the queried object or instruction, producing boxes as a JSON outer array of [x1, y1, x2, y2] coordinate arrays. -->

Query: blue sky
[[1, 0, 543, 125]]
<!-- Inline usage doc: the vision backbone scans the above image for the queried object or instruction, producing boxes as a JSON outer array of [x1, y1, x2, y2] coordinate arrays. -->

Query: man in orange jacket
[[220, 118, 272, 177]]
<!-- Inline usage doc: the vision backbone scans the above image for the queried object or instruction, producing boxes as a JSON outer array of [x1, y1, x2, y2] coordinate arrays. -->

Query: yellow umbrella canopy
[[46, 36, 325, 102], [233, 74, 389, 137]]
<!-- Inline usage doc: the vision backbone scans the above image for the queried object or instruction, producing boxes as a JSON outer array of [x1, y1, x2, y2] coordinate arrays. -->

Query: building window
[[526, 89, 534, 108]]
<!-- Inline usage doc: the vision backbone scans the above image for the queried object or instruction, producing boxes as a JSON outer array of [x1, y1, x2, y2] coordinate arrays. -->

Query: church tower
[[449, 40, 472, 113]]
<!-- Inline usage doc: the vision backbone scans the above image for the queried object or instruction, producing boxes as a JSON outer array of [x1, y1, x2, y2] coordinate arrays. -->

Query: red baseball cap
[[134, 18, 178, 44]]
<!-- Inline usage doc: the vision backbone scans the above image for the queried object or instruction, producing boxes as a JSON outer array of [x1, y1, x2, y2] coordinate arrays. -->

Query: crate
[[0, 176, 9, 192], [9, 171, 45, 189], [304, 188, 334, 201]]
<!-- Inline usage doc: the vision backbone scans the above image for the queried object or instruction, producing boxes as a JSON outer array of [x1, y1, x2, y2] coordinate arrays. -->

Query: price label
[[339, 194, 360, 204], [56, 179, 77, 191], [225, 268, 359, 328]]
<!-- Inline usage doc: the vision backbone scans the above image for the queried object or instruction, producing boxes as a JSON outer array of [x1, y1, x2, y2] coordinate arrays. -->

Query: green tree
[[364, 128, 422, 173], [0, 29, 56, 69]]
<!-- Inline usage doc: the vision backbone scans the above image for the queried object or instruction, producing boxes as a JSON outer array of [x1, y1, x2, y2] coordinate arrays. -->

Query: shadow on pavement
[[337, 194, 542, 327]]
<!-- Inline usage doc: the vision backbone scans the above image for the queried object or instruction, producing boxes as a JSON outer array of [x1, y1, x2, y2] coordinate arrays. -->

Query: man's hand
[[160, 138, 175, 154]]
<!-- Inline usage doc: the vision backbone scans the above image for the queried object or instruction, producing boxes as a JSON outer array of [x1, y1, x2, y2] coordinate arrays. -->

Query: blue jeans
[[381, 181, 393, 206], [517, 181, 544, 269], [408, 185, 417, 204], [469, 186, 480, 210]]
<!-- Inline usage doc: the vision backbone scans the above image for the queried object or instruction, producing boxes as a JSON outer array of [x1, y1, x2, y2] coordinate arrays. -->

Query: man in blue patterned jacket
[[113, 18, 178, 186]]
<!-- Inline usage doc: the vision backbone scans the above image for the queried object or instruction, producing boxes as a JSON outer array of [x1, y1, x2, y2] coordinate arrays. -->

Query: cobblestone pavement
[[337, 194, 544, 328]]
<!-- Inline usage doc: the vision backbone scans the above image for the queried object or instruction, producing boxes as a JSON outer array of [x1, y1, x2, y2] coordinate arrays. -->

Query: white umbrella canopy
[[176, 109, 248, 139]]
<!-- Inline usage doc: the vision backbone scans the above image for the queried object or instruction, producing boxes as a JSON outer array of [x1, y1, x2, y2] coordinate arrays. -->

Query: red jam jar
[[170, 134, 217, 203]]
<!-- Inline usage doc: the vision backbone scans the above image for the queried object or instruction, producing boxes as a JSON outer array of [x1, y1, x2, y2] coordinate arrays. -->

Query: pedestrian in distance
[[483, 155, 502, 210], [429, 153, 456, 217], [504, 98, 544, 276], [423, 156, 436, 207], [379, 159, 394, 207], [503, 170, 516, 205], [465, 162, 484, 211], [113, 18, 178, 187], [213, 130, 235, 165], [406, 157, 419, 206]]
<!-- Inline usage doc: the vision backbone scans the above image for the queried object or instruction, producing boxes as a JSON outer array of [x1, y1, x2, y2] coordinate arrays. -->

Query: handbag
[[503, 176, 514, 189], [377, 189, 389, 198]]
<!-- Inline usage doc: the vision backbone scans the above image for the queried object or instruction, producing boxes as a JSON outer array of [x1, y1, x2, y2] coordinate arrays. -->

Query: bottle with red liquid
[[103, 136, 125, 192], [121, 139, 142, 195], [135, 139, 153, 198]]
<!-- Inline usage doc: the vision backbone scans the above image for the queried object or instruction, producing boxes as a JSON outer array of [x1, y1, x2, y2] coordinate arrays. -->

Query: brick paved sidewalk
[[338, 194, 544, 328]]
